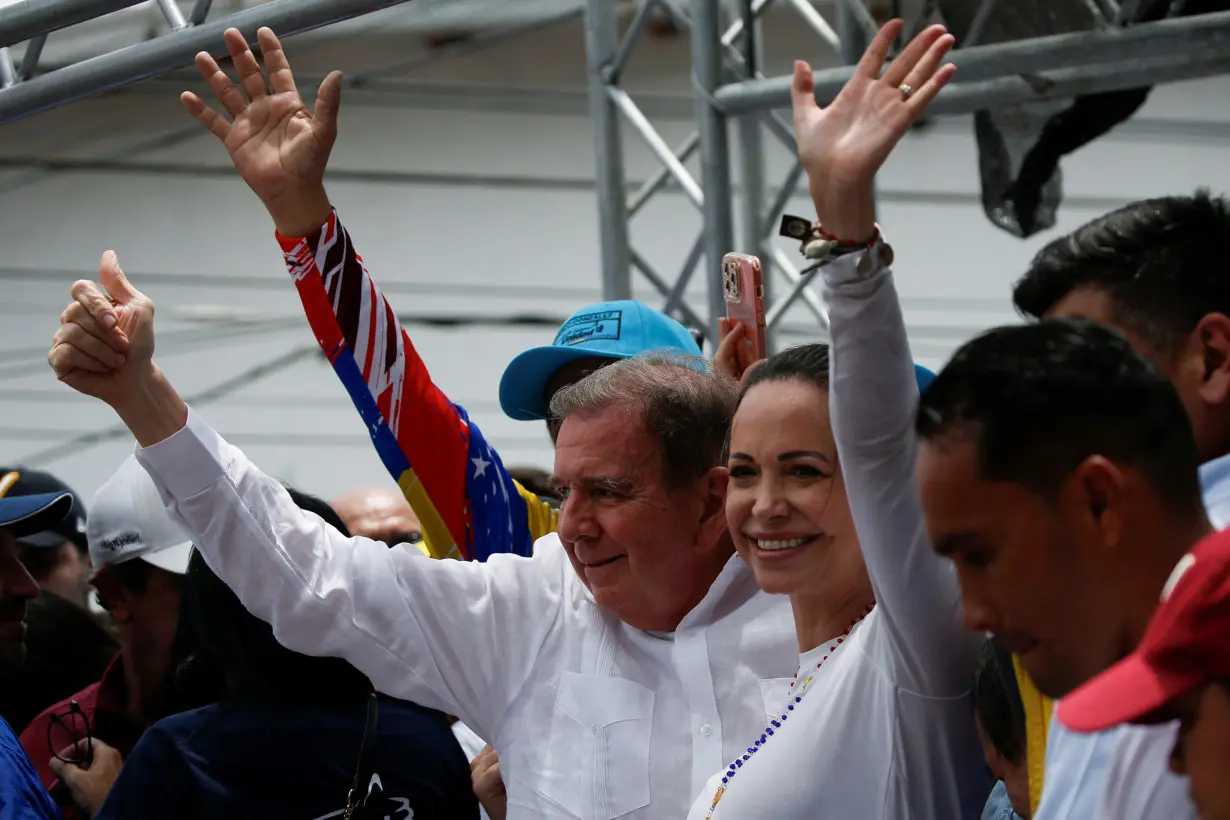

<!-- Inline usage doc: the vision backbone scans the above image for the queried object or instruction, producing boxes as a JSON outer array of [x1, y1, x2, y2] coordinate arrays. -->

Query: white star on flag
[[471, 455, 491, 478]]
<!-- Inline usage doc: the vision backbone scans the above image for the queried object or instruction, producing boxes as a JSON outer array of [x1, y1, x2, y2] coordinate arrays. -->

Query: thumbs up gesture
[[49, 250, 157, 407]]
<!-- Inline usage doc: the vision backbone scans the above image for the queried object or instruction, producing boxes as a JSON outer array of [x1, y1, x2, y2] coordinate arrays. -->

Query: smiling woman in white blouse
[[687, 20, 992, 820]]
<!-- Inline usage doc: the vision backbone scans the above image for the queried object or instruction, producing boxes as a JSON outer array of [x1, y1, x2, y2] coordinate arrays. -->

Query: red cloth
[[20, 654, 144, 820]]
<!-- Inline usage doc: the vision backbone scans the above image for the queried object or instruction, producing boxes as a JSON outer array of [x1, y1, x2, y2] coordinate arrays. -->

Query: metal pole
[[0, 0, 145, 50], [0, 48, 14, 88], [627, 131, 701, 216], [0, 0, 420, 124], [609, 0, 661, 83], [608, 86, 706, 208], [584, 0, 632, 301], [837, 0, 879, 51], [714, 9, 1230, 113], [691, 0, 736, 346], [189, 0, 214, 26], [631, 250, 709, 332], [837, 0, 870, 64], [734, 0, 771, 349], [775, 0, 841, 51], [922, 51, 1230, 117], [18, 33, 44, 80], [157, 0, 189, 31]]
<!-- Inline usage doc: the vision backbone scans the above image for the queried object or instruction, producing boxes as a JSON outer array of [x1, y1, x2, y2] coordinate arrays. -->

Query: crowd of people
[[1, 16, 1228, 820]]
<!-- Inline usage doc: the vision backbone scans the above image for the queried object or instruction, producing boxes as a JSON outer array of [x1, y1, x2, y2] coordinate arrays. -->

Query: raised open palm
[[182, 27, 341, 219], [792, 20, 956, 240]]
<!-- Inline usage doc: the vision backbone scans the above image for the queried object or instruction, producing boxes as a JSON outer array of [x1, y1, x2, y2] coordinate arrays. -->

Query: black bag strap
[[344, 694, 381, 820]]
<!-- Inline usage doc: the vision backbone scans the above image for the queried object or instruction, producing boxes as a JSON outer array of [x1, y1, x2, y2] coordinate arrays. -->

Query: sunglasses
[[48, 700, 92, 766]]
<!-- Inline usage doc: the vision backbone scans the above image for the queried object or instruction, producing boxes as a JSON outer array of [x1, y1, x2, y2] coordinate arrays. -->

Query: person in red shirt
[[21, 455, 191, 819]]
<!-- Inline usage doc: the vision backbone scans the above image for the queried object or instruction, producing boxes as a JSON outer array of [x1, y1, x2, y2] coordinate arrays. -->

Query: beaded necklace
[[704, 602, 876, 819]]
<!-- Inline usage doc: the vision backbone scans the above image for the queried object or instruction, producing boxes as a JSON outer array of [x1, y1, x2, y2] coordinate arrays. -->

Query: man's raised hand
[[49, 251, 156, 408], [181, 27, 340, 237]]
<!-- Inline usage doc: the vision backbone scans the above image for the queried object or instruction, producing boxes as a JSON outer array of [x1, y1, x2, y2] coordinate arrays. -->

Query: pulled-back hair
[[549, 352, 737, 490], [740, 343, 831, 399]]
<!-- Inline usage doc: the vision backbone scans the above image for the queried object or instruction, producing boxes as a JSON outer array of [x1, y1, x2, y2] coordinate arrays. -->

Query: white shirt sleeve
[[820, 249, 982, 696], [134, 407, 565, 741]]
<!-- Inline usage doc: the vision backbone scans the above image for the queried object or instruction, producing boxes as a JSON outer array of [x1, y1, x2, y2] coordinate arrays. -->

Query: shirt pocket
[[538, 671, 655, 819], [758, 676, 795, 722]]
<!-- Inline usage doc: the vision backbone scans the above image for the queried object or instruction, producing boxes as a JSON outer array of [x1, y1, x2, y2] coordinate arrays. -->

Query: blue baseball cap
[[500, 300, 702, 421], [914, 364, 936, 393], [0, 468, 87, 550], [0, 477, 73, 540]]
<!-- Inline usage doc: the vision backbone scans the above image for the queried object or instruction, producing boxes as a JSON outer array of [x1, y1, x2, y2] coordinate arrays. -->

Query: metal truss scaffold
[[584, 0, 1230, 349], [0, 0, 426, 123], [0, 0, 587, 124]]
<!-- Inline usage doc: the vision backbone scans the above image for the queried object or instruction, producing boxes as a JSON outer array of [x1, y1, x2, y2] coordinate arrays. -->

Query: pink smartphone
[[722, 252, 766, 362]]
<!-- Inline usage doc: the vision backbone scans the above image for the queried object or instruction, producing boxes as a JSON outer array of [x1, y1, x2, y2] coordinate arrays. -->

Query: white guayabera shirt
[[134, 411, 799, 820], [684, 248, 992, 820]]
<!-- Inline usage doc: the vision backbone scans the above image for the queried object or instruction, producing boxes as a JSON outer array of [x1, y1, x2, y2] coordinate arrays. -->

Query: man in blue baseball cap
[[0, 469, 118, 736], [0, 485, 74, 819], [2, 468, 91, 611], [499, 300, 703, 436], [0, 487, 73, 672]]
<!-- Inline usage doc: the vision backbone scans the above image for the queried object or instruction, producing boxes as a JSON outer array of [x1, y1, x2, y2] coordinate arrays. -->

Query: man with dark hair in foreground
[[915, 318, 1211, 820], [1007, 191, 1230, 820]]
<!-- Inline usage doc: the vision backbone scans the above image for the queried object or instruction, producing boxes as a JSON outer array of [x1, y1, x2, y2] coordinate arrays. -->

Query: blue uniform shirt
[[0, 716, 59, 820]]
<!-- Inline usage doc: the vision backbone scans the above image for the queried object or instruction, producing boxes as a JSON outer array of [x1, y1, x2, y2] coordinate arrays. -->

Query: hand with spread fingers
[[181, 27, 340, 237], [792, 20, 956, 243]]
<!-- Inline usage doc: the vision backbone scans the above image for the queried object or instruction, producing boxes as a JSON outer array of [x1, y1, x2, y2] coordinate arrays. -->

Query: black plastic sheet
[[938, 0, 1222, 238]]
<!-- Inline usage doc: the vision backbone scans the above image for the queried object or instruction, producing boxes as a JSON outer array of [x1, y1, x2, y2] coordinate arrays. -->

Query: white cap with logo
[[88, 454, 192, 576]]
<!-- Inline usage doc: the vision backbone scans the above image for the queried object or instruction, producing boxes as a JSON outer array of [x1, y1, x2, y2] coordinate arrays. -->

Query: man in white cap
[[21, 455, 192, 820]]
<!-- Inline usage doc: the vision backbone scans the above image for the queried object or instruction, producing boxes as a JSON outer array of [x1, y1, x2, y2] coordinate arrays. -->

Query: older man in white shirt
[[49, 268, 797, 820], [53, 276, 803, 820]]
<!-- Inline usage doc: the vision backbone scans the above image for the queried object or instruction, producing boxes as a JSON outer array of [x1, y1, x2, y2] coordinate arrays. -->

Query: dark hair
[[740, 343, 830, 398], [972, 638, 1026, 763], [916, 318, 1203, 511], [1012, 191, 1230, 353], [175, 486, 373, 706]]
